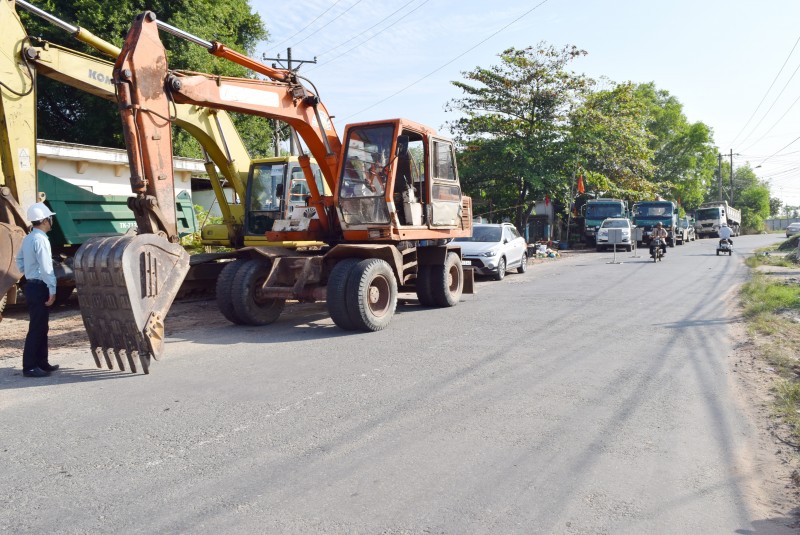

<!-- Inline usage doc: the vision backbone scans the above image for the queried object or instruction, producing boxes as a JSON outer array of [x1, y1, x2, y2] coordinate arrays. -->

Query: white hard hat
[[27, 202, 55, 222]]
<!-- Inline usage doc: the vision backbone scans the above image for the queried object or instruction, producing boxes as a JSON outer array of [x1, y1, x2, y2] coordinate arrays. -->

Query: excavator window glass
[[245, 161, 287, 235], [339, 124, 392, 225]]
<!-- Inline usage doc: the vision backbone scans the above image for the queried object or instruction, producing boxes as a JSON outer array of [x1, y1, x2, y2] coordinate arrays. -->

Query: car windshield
[[454, 225, 502, 242], [602, 219, 628, 228]]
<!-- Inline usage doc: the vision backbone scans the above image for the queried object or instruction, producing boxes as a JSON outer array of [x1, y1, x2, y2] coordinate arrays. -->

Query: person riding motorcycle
[[719, 223, 733, 245], [650, 222, 668, 257]]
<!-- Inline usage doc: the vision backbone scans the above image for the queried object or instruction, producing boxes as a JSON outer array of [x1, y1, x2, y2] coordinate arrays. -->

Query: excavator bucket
[[74, 233, 189, 374], [0, 222, 24, 300]]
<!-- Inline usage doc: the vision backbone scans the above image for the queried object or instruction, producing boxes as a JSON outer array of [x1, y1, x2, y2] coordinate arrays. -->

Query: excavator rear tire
[[345, 258, 397, 331], [327, 258, 361, 330], [231, 258, 285, 326], [415, 265, 436, 307], [216, 259, 248, 324], [430, 252, 463, 307], [0, 294, 6, 315]]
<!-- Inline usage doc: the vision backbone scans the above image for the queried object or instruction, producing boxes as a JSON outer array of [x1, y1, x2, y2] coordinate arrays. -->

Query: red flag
[[577, 175, 585, 194], [545, 195, 550, 206]]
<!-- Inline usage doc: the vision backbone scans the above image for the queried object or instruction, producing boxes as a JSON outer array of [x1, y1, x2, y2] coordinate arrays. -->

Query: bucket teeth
[[75, 234, 189, 374]]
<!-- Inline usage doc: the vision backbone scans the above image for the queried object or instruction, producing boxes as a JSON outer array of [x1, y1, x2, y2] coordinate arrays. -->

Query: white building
[[37, 139, 205, 202]]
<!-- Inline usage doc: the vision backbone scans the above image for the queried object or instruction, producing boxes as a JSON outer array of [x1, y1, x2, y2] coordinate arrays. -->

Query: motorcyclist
[[719, 223, 733, 245], [650, 222, 668, 257]]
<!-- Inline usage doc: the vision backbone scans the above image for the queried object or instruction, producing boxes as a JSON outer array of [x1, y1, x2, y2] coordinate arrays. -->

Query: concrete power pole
[[717, 153, 723, 202], [263, 47, 316, 156]]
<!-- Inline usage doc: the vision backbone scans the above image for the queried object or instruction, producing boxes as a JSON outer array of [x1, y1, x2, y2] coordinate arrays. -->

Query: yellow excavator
[[0, 0, 326, 319]]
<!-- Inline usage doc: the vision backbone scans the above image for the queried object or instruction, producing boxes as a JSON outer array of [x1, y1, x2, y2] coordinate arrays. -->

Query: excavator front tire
[[415, 265, 436, 307], [231, 258, 285, 325], [216, 259, 248, 324], [327, 258, 361, 330], [430, 251, 463, 307], [345, 258, 397, 331]]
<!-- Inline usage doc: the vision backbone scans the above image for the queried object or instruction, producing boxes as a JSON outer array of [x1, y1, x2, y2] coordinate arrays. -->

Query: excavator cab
[[336, 120, 465, 237], [244, 156, 326, 243]]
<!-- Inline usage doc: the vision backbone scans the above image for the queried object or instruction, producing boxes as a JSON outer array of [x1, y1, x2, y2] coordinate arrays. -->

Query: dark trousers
[[22, 280, 50, 370]]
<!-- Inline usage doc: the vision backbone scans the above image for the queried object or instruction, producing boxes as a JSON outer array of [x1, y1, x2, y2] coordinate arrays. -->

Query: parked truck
[[581, 198, 628, 246], [694, 201, 741, 238], [632, 200, 678, 247]]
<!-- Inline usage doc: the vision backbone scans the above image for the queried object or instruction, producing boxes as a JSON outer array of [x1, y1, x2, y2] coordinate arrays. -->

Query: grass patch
[[740, 272, 800, 317], [741, 266, 800, 443]]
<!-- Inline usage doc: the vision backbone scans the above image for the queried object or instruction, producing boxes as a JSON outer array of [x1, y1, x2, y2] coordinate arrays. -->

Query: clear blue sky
[[251, 0, 800, 208]]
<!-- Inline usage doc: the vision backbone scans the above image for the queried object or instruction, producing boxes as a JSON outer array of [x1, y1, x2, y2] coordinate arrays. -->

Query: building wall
[[36, 140, 203, 201]]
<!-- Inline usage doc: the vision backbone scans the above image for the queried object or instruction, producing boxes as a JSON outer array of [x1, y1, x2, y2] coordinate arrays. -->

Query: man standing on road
[[15, 203, 58, 378]]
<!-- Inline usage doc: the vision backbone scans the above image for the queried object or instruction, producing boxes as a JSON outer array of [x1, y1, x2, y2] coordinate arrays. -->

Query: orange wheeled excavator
[[75, 11, 473, 373]]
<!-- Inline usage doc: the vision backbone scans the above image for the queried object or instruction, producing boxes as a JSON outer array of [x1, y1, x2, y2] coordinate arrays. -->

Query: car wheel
[[626, 245, 632, 252], [345, 258, 397, 331], [493, 257, 506, 281], [517, 252, 528, 274]]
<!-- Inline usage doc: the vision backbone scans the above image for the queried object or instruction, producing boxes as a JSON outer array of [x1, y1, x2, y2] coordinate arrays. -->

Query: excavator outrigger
[[75, 11, 473, 374]]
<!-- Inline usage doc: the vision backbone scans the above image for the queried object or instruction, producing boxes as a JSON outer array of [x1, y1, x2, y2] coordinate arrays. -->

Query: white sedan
[[596, 218, 633, 252]]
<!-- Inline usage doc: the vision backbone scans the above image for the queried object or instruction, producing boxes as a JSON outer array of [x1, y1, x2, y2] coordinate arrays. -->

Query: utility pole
[[729, 149, 734, 206], [717, 153, 723, 201], [262, 47, 317, 156]]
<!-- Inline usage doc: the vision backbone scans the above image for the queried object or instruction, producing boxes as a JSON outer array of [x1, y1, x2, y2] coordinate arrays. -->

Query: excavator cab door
[[428, 138, 462, 227], [245, 161, 288, 235], [338, 124, 392, 226]]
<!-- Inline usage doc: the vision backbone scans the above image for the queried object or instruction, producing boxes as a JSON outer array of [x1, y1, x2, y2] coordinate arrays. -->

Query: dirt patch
[[0, 292, 227, 361]]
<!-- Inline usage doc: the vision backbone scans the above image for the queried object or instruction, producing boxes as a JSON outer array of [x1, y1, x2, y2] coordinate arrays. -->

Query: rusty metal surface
[[74, 234, 189, 374], [0, 222, 24, 298]]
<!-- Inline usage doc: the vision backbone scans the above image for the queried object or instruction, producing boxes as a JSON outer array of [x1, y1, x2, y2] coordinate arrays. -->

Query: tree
[[567, 81, 655, 200], [633, 83, 717, 209], [446, 44, 592, 231], [769, 197, 783, 218], [20, 0, 272, 158]]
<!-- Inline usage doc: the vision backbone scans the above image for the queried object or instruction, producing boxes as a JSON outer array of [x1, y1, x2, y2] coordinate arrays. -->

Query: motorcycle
[[650, 239, 665, 262], [716, 239, 733, 256]]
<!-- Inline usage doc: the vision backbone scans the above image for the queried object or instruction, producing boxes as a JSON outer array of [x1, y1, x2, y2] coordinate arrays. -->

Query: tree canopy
[[20, 0, 272, 158], [448, 45, 730, 234]]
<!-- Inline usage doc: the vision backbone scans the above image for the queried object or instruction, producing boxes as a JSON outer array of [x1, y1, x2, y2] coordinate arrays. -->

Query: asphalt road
[[1, 234, 795, 534]]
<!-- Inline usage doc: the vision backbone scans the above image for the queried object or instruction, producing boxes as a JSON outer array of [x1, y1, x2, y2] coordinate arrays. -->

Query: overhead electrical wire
[[739, 60, 800, 151], [728, 33, 800, 148], [267, 0, 344, 52], [304, 0, 430, 73], [344, 0, 552, 120], [289, 0, 366, 50]]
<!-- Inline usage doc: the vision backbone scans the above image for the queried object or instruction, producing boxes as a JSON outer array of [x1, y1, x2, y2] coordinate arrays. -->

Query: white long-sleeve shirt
[[719, 226, 732, 240], [15, 228, 56, 295]]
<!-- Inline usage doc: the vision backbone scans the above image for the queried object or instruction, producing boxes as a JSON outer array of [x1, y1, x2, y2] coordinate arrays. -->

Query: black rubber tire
[[327, 258, 361, 330], [54, 286, 74, 306], [216, 259, 248, 324], [231, 258, 285, 326], [415, 265, 436, 307], [431, 251, 463, 307], [596, 246, 603, 252], [0, 293, 6, 315], [345, 258, 397, 331], [716, 250, 720, 256], [517, 252, 528, 274], [493, 257, 506, 281]]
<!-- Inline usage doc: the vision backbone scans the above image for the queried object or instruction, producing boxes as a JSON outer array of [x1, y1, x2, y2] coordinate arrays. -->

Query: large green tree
[[20, 0, 272, 158], [632, 83, 717, 210], [567, 81, 655, 200], [446, 44, 592, 231]]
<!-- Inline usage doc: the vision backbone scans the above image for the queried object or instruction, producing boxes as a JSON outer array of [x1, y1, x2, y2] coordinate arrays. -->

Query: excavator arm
[[0, 0, 36, 308]]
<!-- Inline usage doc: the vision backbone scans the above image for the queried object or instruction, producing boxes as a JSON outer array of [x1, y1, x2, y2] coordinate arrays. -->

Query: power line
[[315, 0, 421, 59], [344, 0, 552, 120], [738, 57, 800, 149], [267, 0, 344, 52], [304, 0, 430, 73], [728, 33, 800, 148], [289, 0, 366, 50]]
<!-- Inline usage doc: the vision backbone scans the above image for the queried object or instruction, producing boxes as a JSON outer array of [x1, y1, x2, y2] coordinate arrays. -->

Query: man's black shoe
[[22, 368, 51, 378], [40, 364, 59, 372]]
